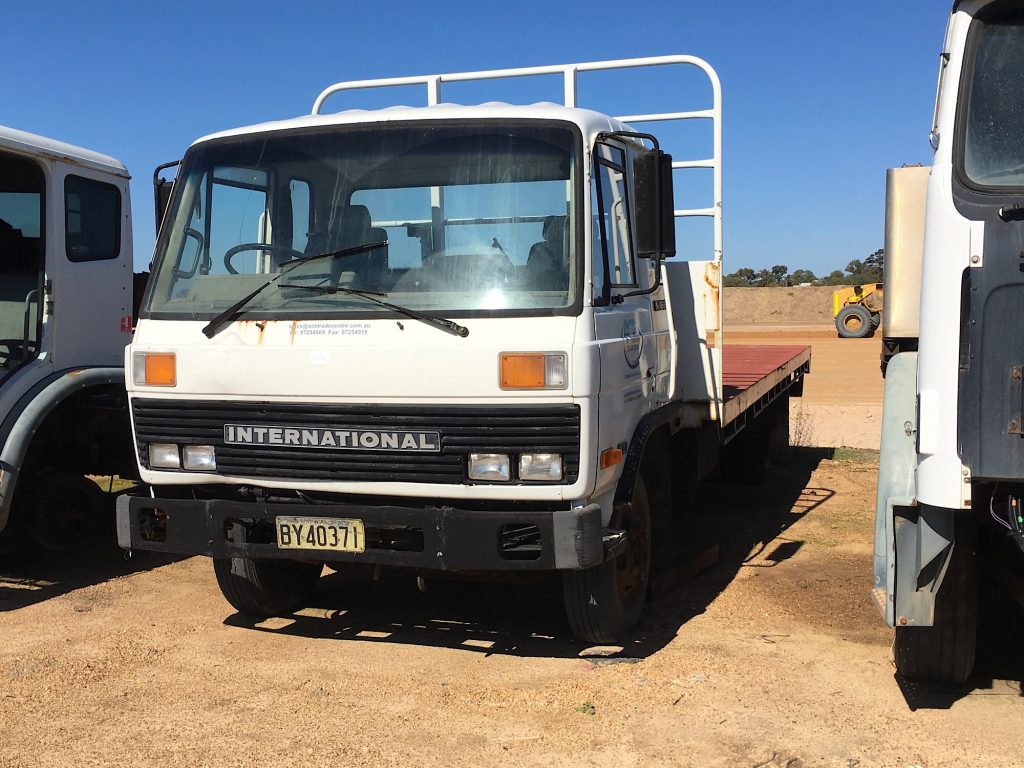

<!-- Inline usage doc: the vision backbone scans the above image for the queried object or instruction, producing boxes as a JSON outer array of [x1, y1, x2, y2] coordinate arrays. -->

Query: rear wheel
[[893, 526, 978, 683], [213, 557, 322, 618], [27, 473, 106, 551], [835, 305, 874, 339], [563, 477, 651, 644]]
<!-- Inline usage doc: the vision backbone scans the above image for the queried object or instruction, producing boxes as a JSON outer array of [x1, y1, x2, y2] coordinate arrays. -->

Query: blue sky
[[1, 0, 947, 275]]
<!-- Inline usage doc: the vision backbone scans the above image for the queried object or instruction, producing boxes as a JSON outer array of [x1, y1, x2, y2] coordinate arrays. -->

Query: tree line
[[724, 248, 884, 288]]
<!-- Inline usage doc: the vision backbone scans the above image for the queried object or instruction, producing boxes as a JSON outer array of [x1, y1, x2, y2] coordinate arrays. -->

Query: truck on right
[[876, 0, 1024, 683]]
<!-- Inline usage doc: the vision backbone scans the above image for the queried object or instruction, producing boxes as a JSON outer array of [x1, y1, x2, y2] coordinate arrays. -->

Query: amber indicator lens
[[499, 353, 546, 389]]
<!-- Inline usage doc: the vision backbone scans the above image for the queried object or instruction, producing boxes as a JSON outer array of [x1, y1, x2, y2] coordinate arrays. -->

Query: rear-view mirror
[[153, 160, 180, 236], [634, 151, 676, 259]]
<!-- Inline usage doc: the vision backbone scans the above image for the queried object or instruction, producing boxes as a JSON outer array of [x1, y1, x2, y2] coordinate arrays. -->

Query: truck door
[[592, 141, 656, 456], [49, 167, 131, 369]]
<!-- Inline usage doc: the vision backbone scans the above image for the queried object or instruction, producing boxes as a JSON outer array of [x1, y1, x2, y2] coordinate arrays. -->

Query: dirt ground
[[2, 294, 1020, 767], [3, 451, 1022, 767]]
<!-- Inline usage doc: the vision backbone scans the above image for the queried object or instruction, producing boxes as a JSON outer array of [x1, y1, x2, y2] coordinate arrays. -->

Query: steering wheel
[[223, 243, 305, 275]]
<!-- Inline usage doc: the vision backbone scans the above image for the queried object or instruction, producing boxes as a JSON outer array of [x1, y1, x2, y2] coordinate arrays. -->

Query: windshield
[[963, 8, 1024, 188], [144, 121, 579, 319]]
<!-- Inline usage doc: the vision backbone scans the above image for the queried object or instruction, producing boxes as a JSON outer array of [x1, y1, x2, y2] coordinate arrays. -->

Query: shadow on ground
[[227, 447, 835, 660], [0, 540, 179, 612]]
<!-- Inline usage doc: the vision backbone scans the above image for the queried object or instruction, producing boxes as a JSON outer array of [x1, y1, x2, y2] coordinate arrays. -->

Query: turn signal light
[[133, 352, 176, 387], [499, 353, 567, 390], [600, 448, 623, 469]]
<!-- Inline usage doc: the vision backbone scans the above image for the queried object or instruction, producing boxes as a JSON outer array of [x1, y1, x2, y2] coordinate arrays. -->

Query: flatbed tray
[[720, 344, 811, 428]]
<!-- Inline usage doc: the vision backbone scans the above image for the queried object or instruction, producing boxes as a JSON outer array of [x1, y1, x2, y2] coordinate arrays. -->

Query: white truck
[[117, 57, 809, 642], [875, 0, 1024, 682], [0, 126, 139, 553]]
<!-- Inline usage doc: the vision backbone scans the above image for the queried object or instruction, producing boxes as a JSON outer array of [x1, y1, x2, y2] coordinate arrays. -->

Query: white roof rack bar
[[615, 110, 715, 123], [673, 159, 715, 169], [312, 55, 722, 263]]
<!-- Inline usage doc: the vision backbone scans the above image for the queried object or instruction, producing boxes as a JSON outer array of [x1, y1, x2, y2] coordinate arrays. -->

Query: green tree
[[789, 268, 817, 285], [724, 267, 756, 287], [822, 270, 847, 286], [864, 248, 884, 280], [754, 268, 773, 287], [844, 250, 883, 285]]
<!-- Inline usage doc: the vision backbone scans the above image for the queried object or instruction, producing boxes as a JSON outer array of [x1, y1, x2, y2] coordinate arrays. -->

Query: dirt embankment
[[724, 285, 843, 326]]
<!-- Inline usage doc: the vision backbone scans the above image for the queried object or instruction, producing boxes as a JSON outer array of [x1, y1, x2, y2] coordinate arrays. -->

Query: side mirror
[[633, 151, 676, 259], [152, 160, 181, 236]]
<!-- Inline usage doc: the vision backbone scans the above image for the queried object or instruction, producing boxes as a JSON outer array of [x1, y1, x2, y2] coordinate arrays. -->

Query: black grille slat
[[133, 399, 580, 484], [215, 449, 461, 465], [224, 465, 464, 482]]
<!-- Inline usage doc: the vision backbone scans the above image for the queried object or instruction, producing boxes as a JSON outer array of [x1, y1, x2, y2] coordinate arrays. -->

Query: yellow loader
[[833, 283, 883, 338]]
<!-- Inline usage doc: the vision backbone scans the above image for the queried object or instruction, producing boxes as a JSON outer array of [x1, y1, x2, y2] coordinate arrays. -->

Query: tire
[[26, 473, 106, 551], [213, 557, 323, 618], [563, 476, 651, 644], [835, 305, 874, 339], [893, 527, 978, 683], [870, 312, 882, 329]]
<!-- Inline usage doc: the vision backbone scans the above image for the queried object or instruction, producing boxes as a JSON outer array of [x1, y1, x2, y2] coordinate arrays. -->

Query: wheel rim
[[843, 314, 863, 332]]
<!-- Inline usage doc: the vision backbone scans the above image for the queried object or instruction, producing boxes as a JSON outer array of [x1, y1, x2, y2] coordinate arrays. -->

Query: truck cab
[[876, 0, 1024, 682], [0, 126, 136, 551], [120, 58, 806, 642]]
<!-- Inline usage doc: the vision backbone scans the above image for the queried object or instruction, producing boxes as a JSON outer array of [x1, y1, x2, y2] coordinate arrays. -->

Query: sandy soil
[[2, 452, 1022, 767], [2, 291, 1014, 766], [724, 286, 843, 326]]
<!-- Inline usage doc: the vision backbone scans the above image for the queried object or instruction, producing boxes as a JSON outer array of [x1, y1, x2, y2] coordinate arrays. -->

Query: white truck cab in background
[[0, 126, 138, 552], [119, 58, 808, 642], [876, 0, 1024, 683]]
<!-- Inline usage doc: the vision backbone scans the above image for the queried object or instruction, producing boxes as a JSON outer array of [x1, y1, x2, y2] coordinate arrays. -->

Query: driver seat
[[307, 204, 388, 290], [524, 215, 567, 291]]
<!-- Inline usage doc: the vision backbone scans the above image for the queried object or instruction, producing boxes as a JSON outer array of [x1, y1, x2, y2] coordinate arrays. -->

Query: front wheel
[[213, 557, 322, 618], [893, 525, 978, 683], [835, 305, 874, 338], [562, 477, 651, 644]]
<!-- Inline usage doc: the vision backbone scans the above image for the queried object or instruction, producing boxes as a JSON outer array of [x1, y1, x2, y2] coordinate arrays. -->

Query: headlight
[[183, 445, 217, 471], [148, 443, 180, 469], [518, 453, 563, 481], [468, 453, 510, 482]]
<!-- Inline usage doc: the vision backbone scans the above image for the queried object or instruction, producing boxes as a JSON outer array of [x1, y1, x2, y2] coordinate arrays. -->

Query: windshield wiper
[[201, 240, 387, 339], [279, 283, 470, 338]]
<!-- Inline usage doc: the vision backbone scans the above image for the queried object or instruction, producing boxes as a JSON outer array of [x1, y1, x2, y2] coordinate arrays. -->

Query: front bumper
[[116, 495, 607, 571]]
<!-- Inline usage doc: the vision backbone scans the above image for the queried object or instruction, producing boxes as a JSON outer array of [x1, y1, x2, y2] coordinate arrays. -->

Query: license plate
[[275, 516, 366, 553]]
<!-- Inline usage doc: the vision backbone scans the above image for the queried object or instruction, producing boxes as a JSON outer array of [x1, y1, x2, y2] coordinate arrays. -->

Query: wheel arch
[[612, 403, 684, 513], [0, 367, 126, 533]]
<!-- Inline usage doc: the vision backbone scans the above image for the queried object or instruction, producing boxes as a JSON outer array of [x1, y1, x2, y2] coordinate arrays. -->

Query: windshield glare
[[145, 122, 578, 318], [964, 9, 1024, 187]]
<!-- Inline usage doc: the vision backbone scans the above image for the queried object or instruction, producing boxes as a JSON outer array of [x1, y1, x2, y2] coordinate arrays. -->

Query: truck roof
[[191, 102, 633, 148], [0, 124, 129, 178]]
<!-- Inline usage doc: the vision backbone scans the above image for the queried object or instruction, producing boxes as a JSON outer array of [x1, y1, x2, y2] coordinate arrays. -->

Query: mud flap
[[873, 352, 955, 627]]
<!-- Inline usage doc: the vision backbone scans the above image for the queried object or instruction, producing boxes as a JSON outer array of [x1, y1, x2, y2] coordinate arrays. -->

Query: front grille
[[132, 399, 580, 485]]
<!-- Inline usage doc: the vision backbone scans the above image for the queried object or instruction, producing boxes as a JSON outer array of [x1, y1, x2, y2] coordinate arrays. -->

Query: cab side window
[[592, 143, 636, 303], [65, 175, 121, 262]]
